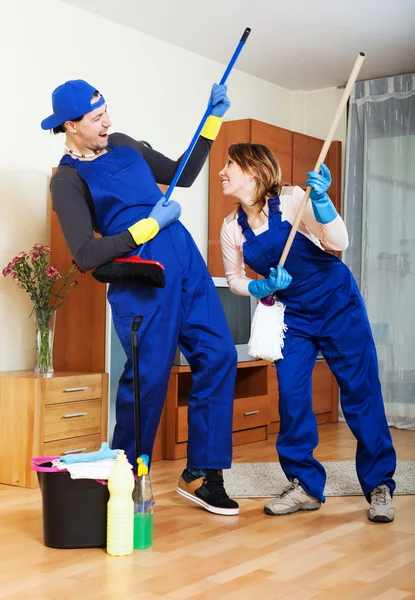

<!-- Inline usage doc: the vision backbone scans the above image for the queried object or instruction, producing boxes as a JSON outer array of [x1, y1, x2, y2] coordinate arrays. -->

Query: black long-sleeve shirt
[[51, 132, 212, 271]]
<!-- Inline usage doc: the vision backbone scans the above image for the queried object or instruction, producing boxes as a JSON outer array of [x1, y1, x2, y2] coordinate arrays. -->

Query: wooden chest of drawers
[[0, 371, 108, 488]]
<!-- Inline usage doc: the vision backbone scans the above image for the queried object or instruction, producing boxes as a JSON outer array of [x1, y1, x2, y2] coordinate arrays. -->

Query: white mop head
[[248, 299, 287, 362]]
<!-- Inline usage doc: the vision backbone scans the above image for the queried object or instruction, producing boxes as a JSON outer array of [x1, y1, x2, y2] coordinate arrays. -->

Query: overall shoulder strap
[[59, 154, 79, 168], [237, 206, 255, 240], [268, 197, 281, 214]]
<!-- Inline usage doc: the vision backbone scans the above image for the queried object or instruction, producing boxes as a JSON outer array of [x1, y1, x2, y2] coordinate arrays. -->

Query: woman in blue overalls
[[219, 143, 396, 522], [45, 79, 239, 515]]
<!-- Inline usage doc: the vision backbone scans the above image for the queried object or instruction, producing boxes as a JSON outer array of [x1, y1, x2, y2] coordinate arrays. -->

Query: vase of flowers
[[3, 244, 81, 374]]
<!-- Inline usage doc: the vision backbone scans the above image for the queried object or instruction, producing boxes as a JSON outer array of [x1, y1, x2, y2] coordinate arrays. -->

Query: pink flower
[[46, 266, 60, 279], [11, 252, 27, 265], [30, 244, 49, 260], [2, 265, 13, 277], [4, 243, 80, 313]]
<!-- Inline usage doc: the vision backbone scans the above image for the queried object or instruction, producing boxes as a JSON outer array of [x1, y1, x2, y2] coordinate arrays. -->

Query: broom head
[[92, 256, 165, 288]]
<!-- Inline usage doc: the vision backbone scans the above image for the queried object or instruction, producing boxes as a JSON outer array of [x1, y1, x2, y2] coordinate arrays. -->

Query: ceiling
[[61, 0, 415, 90]]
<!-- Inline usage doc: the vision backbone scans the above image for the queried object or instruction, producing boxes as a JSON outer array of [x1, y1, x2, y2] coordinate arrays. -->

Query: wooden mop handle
[[279, 52, 365, 268]]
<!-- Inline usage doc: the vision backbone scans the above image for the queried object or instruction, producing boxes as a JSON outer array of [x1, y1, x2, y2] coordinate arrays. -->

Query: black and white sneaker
[[176, 469, 239, 516]]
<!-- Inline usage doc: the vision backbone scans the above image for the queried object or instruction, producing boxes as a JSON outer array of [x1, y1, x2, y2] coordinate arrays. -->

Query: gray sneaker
[[264, 479, 321, 516], [368, 484, 395, 523]]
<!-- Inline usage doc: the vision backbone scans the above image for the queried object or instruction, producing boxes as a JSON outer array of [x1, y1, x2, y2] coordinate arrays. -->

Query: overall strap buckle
[[268, 197, 281, 214]]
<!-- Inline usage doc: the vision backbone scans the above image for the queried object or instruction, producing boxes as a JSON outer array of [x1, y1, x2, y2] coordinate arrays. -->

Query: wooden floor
[[1, 423, 414, 600]]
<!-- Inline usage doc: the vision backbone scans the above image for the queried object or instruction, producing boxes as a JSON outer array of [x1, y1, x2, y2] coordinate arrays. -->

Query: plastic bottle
[[133, 456, 154, 550], [107, 450, 134, 556]]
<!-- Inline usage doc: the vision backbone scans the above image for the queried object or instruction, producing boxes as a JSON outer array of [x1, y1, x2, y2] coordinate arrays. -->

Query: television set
[[173, 276, 257, 365]]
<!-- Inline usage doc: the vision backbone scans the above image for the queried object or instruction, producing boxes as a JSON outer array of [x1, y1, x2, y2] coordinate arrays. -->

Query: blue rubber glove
[[209, 83, 231, 118], [248, 266, 292, 299], [149, 196, 182, 230], [306, 164, 337, 224]]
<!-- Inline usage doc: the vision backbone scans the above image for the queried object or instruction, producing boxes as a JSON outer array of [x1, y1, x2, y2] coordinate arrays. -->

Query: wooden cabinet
[[292, 131, 342, 214], [0, 371, 108, 488], [164, 357, 339, 458], [208, 118, 341, 431]]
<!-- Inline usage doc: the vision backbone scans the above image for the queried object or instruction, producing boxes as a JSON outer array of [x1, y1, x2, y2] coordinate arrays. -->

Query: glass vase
[[34, 309, 56, 374]]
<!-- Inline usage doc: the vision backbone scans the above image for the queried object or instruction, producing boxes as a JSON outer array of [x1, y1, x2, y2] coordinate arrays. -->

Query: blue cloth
[[248, 265, 292, 299], [41, 79, 105, 130], [58, 442, 119, 464], [238, 198, 396, 503], [61, 145, 237, 470]]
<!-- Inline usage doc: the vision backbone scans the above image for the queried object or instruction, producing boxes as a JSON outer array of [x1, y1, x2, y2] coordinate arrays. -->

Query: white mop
[[248, 52, 366, 363]]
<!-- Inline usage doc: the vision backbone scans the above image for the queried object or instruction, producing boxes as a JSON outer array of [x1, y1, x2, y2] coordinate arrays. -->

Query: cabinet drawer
[[43, 374, 102, 405], [44, 399, 102, 442], [44, 434, 102, 457], [232, 396, 271, 432], [175, 395, 271, 443]]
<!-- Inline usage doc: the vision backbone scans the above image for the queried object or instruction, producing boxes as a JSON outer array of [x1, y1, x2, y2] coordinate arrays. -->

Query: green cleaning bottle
[[133, 456, 154, 550], [107, 450, 134, 556]]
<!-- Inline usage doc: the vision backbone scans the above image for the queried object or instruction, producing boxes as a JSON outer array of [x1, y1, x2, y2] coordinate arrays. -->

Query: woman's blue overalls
[[60, 144, 237, 469], [238, 197, 396, 501]]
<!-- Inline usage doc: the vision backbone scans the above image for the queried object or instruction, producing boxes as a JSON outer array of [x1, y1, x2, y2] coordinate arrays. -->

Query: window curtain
[[344, 74, 415, 429]]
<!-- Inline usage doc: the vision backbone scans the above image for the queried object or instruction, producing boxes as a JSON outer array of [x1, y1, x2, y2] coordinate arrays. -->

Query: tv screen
[[215, 287, 251, 345]]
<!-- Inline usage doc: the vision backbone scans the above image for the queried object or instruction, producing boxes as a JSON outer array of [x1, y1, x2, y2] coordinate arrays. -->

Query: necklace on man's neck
[[65, 145, 103, 159]]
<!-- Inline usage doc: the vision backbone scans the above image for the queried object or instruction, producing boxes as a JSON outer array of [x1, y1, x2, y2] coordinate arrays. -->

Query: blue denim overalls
[[238, 197, 396, 501], [60, 144, 237, 468]]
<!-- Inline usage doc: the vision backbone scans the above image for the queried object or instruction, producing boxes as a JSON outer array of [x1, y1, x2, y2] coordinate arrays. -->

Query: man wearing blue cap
[[44, 79, 239, 516]]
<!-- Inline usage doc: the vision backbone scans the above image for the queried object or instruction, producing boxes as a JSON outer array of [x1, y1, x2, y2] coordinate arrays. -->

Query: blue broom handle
[[163, 27, 251, 203], [162, 28, 250, 202], [138, 27, 250, 256]]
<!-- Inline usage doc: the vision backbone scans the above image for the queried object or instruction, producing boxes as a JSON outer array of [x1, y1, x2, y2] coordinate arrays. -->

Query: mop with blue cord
[[248, 52, 366, 363], [92, 27, 251, 289]]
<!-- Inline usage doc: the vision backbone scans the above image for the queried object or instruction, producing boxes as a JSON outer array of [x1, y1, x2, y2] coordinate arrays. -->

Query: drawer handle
[[62, 447, 87, 455], [63, 387, 88, 393], [63, 412, 88, 419], [243, 410, 260, 416]]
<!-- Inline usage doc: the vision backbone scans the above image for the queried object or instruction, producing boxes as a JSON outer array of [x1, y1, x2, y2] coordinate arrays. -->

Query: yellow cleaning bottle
[[107, 450, 134, 556]]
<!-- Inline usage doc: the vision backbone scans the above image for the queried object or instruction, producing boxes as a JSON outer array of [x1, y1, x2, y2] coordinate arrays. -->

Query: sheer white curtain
[[344, 74, 415, 429]]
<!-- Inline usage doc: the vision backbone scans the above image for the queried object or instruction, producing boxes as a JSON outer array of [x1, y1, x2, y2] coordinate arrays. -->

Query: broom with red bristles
[[92, 28, 251, 288]]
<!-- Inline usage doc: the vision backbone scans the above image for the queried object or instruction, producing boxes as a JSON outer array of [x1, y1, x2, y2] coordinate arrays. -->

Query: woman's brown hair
[[228, 143, 282, 210]]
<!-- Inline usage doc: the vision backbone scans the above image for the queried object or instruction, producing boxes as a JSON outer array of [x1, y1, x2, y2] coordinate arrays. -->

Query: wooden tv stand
[[164, 358, 338, 460]]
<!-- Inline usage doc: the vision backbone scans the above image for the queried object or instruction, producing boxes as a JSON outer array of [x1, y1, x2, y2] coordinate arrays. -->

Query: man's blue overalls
[[60, 144, 237, 469], [238, 197, 396, 502]]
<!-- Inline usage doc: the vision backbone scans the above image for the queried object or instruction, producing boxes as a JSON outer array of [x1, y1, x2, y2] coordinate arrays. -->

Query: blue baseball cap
[[41, 79, 106, 130]]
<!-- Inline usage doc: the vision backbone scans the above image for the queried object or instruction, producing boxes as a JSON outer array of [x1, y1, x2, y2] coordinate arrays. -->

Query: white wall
[[0, 0, 346, 371]]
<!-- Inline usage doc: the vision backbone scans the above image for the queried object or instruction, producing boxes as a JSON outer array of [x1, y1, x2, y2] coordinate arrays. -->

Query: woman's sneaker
[[264, 479, 321, 515], [176, 469, 239, 515], [368, 484, 395, 523]]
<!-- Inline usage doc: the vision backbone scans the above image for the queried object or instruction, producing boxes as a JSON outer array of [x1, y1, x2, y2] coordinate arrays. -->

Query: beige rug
[[223, 461, 415, 498]]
